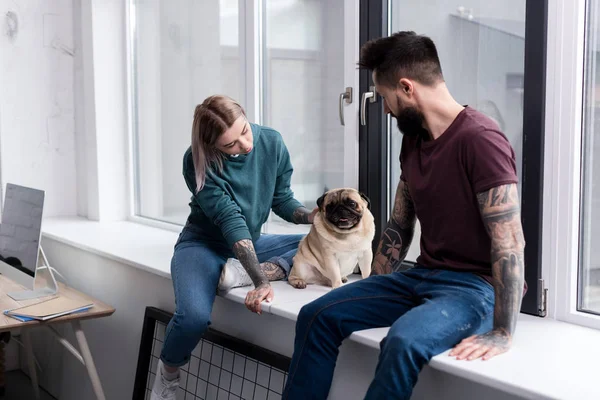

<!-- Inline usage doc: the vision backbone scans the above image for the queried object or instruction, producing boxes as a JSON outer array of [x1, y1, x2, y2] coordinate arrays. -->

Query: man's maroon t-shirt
[[400, 106, 518, 280]]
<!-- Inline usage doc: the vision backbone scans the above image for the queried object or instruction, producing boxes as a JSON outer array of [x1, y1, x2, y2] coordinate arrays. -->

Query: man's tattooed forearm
[[393, 181, 416, 228], [492, 253, 523, 337], [476, 184, 525, 337], [292, 206, 311, 224], [232, 239, 269, 287], [371, 220, 414, 275], [372, 181, 416, 275]]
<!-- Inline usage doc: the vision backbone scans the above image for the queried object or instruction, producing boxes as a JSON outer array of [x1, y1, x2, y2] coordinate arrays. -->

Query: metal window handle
[[360, 86, 377, 126], [338, 87, 353, 126]]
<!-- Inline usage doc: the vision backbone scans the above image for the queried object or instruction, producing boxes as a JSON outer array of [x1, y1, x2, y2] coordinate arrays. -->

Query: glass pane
[[263, 0, 348, 233], [389, 1, 526, 262], [130, 0, 243, 224], [580, 0, 600, 314]]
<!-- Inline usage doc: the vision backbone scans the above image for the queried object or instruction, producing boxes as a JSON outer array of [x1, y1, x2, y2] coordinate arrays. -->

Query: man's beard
[[394, 97, 428, 139]]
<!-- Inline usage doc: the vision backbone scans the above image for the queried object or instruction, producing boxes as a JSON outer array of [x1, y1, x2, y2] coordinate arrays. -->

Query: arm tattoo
[[291, 206, 311, 224], [371, 180, 416, 275], [476, 184, 526, 340], [232, 239, 269, 287]]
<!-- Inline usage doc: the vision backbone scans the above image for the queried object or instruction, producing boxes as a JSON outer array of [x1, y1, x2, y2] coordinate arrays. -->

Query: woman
[[152, 95, 315, 400]]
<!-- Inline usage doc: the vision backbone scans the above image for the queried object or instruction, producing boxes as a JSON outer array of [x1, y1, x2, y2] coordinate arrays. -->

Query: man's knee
[[381, 332, 428, 361], [298, 300, 322, 326], [297, 298, 336, 331]]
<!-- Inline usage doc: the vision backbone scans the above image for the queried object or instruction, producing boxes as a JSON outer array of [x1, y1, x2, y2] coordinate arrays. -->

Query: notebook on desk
[[4, 295, 94, 322]]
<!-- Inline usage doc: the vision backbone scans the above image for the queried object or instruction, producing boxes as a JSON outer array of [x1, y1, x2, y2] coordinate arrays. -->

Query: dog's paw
[[289, 279, 307, 289], [341, 276, 348, 283], [331, 280, 343, 289]]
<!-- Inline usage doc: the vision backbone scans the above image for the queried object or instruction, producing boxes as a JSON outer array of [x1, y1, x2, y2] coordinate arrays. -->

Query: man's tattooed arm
[[291, 206, 312, 224], [371, 180, 416, 275], [450, 183, 525, 361], [232, 239, 269, 287], [477, 183, 526, 342]]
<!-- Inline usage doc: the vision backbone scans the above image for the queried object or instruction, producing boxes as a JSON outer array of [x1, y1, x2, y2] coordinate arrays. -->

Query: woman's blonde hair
[[191, 95, 246, 192]]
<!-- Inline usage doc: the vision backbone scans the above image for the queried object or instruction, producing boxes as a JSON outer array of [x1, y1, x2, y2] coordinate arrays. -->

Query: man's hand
[[245, 283, 274, 315], [449, 329, 511, 361]]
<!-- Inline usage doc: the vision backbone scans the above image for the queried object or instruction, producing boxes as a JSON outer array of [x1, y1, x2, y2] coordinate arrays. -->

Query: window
[[129, 0, 244, 225], [388, 0, 527, 263], [580, 0, 600, 315], [128, 0, 359, 233], [262, 0, 354, 234]]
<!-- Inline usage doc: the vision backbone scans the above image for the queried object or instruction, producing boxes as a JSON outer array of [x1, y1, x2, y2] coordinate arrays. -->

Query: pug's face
[[316, 188, 371, 230]]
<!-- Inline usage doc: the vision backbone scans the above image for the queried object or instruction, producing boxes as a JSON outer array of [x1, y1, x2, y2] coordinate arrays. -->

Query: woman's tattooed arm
[[232, 239, 269, 287]]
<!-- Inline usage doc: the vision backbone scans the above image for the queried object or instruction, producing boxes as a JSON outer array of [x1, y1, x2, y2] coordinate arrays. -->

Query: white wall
[[26, 237, 176, 400], [0, 0, 77, 217], [0, 0, 129, 222], [30, 237, 525, 400]]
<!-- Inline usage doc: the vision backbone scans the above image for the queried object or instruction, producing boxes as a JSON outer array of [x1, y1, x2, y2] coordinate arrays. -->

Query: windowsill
[[41, 217, 311, 278], [42, 217, 177, 279], [42, 217, 600, 400]]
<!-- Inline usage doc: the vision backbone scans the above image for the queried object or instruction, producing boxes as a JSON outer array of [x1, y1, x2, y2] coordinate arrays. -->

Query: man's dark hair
[[358, 31, 443, 87]]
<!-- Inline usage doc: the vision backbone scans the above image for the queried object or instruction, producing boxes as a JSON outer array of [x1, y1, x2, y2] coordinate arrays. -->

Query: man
[[282, 31, 526, 400]]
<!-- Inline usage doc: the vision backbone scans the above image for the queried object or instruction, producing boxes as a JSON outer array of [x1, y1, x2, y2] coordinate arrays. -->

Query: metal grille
[[133, 307, 291, 400]]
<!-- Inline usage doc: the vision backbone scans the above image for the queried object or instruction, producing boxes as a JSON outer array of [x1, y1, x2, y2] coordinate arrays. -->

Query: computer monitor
[[0, 183, 57, 300]]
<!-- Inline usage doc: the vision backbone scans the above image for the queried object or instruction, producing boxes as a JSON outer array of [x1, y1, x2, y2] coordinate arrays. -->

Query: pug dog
[[288, 188, 375, 289]]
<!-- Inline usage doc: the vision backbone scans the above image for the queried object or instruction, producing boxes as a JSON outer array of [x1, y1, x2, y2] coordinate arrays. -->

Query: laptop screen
[[0, 183, 45, 277]]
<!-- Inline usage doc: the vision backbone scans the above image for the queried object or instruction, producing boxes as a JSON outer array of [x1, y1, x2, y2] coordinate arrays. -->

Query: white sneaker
[[151, 361, 179, 400], [218, 258, 253, 291]]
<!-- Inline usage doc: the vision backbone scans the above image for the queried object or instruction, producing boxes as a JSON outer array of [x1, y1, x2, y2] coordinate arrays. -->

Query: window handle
[[339, 87, 353, 126], [360, 86, 377, 126]]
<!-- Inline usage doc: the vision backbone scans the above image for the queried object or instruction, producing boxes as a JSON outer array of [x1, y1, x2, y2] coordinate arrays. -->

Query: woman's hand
[[292, 206, 319, 224], [245, 283, 274, 314]]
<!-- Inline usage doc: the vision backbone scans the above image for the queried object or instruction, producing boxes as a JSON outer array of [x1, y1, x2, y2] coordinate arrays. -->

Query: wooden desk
[[0, 274, 115, 400]]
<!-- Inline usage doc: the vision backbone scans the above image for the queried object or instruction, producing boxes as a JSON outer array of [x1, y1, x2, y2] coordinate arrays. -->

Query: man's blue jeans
[[283, 267, 495, 400], [160, 226, 304, 367]]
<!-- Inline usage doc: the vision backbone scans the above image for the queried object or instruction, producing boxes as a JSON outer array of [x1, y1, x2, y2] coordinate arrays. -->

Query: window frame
[[124, 0, 260, 231], [544, 0, 600, 330], [363, 0, 549, 317]]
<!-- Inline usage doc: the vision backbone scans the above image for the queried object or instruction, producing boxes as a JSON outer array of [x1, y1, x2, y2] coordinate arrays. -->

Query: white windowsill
[[42, 217, 177, 279], [42, 217, 600, 400]]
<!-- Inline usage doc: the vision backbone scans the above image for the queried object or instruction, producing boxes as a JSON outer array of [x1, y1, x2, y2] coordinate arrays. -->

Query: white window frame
[[123, 0, 360, 234], [544, 0, 600, 330], [123, 0, 263, 233], [124, 0, 180, 233]]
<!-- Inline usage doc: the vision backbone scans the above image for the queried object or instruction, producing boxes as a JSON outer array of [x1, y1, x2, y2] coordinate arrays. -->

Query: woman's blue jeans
[[160, 226, 304, 367]]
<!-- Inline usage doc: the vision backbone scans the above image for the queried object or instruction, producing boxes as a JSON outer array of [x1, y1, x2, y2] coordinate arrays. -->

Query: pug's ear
[[316, 193, 327, 212], [359, 192, 371, 209]]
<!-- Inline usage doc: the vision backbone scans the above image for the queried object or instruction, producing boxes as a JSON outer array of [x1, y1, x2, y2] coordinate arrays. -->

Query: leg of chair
[[21, 330, 40, 400], [71, 321, 106, 400]]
